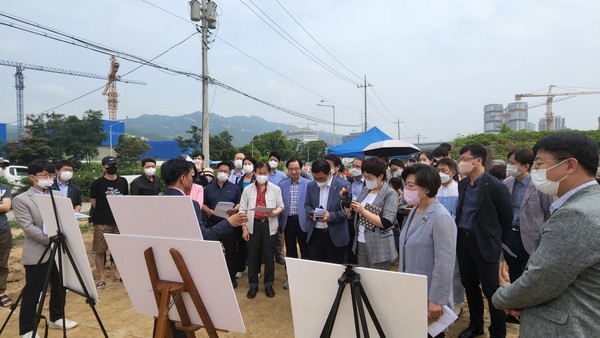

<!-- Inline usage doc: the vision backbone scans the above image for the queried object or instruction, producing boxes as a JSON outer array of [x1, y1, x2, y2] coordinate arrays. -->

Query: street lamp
[[317, 103, 336, 146], [109, 121, 125, 156]]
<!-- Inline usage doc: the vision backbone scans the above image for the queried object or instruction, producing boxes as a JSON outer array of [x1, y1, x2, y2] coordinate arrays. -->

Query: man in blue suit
[[278, 158, 310, 260], [305, 159, 351, 264], [158, 157, 248, 337]]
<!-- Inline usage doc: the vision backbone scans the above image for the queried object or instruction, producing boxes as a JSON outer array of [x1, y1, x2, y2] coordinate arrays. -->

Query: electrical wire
[[369, 87, 397, 121]]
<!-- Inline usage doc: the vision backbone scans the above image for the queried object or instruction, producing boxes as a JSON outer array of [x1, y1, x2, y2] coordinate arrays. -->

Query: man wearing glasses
[[493, 132, 600, 337], [455, 144, 513, 338]]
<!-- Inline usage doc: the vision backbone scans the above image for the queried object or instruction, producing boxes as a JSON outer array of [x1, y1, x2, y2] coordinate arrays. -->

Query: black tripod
[[320, 265, 386, 338], [0, 189, 108, 337]]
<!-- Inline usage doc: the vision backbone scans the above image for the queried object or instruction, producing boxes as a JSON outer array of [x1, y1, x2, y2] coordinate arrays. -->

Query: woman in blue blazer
[[398, 164, 457, 336]]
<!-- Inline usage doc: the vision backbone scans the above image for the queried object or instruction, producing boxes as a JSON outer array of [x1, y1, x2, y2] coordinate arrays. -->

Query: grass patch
[[9, 219, 20, 229]]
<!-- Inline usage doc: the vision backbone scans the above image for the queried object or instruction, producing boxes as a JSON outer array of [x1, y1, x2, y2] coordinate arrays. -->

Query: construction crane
[[515, 85, 600, 130], [492, 96, 575, 127], [103, 55, 122, 121], [0, 59, 145, 139]]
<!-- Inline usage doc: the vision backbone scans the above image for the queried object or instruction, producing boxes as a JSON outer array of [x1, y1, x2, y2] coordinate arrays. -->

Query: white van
[[2, 165, 28, 188]]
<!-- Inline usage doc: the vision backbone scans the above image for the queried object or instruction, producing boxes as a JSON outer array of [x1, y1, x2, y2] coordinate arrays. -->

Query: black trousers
[[20, 260, 65, 335], [284, 215, 308, 259], [456, 230, 506, 338], [222, 227, 246, 280], [503, 229, 529, 283], [307, 229, 346, 264], [247, 222, 275, 288]]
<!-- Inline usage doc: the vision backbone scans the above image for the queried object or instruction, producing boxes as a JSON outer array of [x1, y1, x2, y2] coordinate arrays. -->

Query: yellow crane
[[103, 55, 121, 121], [515, 85, 600, 130]]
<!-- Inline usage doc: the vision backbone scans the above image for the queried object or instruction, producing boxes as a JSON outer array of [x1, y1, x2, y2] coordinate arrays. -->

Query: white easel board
[[35, 194, 99, 301], [286, 258, 427, 338], [107, 195, 203, 240], [105, 234, 245, 333]]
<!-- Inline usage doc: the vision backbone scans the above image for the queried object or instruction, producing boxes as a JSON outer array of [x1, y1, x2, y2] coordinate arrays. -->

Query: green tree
[[252, 130, 294, 161], [238, 143, 262, 160], [175, 125, 202, 153], [114, 134, 151, 167], [6, 138, 55, 165], [210, 131, 237, 162], [297, 140, 327, 163]]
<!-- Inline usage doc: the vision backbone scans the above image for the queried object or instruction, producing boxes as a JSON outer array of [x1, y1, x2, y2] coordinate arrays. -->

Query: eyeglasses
[[35, 173, 55, 179], [532, 158, 567, 169], [287, 167, 301, 172], [459, 157, 475, 162]]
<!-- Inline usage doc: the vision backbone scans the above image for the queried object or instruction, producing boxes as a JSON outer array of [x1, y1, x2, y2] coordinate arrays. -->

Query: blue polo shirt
[[203, 180, 241, 226], [457, 175, 482, 231]]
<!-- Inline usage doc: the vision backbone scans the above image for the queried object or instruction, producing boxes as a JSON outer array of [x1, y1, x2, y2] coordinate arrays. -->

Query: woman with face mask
[[399, 164, 457, 334], [346, 157, 398, 271], [236, 157, 257, 191], [418, 151, 434, 166]]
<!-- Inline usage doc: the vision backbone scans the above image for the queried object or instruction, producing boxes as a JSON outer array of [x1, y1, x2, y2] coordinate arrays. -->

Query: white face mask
[[217, 172, 229, 182], [234, 159, 243, 169], [365, 178, 379, 190], [255, 175, 269, 184], [349, 168, 362, 177], [37, 178, 54, 189], [269, 160, 278, 169], [530, 160, 568, 196], [243, 164, 254, 174], [506, 164, 519, 178], [439, 172, 451, 184], [317, 180, 328, 189], [394, 170, 403, 178], [144, 167, 156, 176], [60, 171, 73, 181], [206, 176, 213, 183]]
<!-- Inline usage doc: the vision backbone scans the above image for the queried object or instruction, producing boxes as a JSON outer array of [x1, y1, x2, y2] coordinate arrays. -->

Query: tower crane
[[0, 59, 145, 139], [515, 85, 600, 131], [103, 55, 123, 121]]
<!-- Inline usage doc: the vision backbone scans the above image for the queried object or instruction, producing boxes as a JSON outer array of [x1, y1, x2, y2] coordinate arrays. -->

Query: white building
[[538, 116, 567, 131], [285, 128, 318, 143]]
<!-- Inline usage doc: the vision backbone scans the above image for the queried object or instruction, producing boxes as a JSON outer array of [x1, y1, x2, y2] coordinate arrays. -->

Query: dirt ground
[[0, 207, 520, 337]]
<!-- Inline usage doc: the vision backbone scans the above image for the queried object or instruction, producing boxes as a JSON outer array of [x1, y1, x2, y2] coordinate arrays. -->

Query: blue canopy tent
[[327, 127, 392, 158]]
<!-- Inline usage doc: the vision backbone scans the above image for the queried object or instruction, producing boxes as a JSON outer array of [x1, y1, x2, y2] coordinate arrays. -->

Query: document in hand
[[213, 201, 235, 219], [250, 206, 275, 213], [428, 305, 458, 337]]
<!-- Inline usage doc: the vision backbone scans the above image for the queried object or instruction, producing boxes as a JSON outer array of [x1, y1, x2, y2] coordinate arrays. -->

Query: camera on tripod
[[341, 190, 352, 208]]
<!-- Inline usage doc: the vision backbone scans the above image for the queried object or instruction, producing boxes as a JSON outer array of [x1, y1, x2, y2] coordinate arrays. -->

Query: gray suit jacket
[[351, 182, 398, 263], [13, 187, 53, 265], [398, 200, 456, 307], [504, 176, 554, 253], [492, 183, 600, 338]]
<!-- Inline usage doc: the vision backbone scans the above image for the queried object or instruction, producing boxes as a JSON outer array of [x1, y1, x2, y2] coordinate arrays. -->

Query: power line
[[369, 87, 396, 121], [239, 0, 361, 86]]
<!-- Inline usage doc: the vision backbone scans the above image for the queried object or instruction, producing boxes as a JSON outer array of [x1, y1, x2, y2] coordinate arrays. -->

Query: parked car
[[2, 165, 28, 188]]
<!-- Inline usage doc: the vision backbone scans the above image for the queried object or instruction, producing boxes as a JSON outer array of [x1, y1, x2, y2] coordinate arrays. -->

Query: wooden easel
[[144, 247, 228, 338]]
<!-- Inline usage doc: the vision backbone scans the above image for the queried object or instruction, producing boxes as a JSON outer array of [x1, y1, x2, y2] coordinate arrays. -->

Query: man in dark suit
[[53, 160, 82, 212], [305, 159, 351, 264], [158, 157, 248, 337], [455, 144, 513, 338]]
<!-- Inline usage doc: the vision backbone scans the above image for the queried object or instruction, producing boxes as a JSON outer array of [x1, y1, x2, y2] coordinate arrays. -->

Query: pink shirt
[[186, 183, 204, 206]]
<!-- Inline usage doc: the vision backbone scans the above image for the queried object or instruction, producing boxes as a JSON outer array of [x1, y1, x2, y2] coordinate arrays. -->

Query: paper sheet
[[213, 201, 235, 218], [427, 305, 458, 337], [250, 206, 275, 213]]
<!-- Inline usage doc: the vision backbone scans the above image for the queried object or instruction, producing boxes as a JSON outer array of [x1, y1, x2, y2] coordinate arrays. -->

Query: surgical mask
[[206, 176, 213, 183], [530, 160, 568, 196], [434, 157, 442, 162], [506, 165, 518, 177], [317, 179, 328, 189], [255, 175, 268, 184], [234, 159, 243, 169], [365, 179, 379, 190], [243, 165, 254, 174], [217, 172, 229, 182], [394, 170, 403, 178], [144, 167, 156, 176], [60, 171, 73, 181], [37, 178, 54, 189], [269, 160, 278, 169], [403, 188, 422, 206], [439, 172, 451, 184], [106, 166, 118, 175], [458, 161, 474, 175], [349, 168, 362, 177]]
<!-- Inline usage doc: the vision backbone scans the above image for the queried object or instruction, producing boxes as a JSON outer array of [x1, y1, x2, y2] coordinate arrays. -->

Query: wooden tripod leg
[[156, 286, 172, 338], [145, 248, 174, 338], [170, 248, 219, 338]]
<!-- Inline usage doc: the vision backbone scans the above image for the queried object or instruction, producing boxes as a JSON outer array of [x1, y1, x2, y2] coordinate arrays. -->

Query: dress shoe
[[275, 255, 286, 265], [506, 314, 520, 324], [247, 287, 258, 299], [231, 279, 238, 289], [265, 286, 275, 298], [458, 326, 483, 338]]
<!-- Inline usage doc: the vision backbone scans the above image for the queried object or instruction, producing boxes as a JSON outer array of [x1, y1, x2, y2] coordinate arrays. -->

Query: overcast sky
[[1, 0, 600, 143]]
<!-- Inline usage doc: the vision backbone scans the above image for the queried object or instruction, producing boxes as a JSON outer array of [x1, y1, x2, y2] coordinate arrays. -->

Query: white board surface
[[286, 258, 427, 338], [105, 234, 245, 333], [35, 194, 99, 301], [107, 195, 203, 240]]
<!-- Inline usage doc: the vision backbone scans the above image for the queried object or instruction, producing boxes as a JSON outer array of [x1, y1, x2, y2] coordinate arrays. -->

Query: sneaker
[[283, 280, 289, 290], [235, 271, 243, 279], [48, 318, 78, 330], [21, 332, 41, 338]]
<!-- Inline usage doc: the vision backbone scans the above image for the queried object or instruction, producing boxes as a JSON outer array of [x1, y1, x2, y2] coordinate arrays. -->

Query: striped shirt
[[550, 180, 597, 214], [289, 181, 299, 216]]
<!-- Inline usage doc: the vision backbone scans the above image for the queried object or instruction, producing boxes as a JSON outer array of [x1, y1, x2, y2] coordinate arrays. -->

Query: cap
[[203, 168, 214, 177], [408, 154, 417, 162], [101, 156, 118, 165]]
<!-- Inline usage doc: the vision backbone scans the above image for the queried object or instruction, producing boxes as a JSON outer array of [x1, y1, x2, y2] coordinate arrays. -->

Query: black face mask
[[106, 166, 118, 175]]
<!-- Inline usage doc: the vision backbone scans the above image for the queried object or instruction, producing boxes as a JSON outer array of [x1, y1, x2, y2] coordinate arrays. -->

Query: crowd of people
[[2, 131, 600, 338]]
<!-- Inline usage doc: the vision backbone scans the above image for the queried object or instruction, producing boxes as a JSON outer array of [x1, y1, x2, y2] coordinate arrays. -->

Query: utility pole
[[357, 75, 372, 133], [200, 0, 210, 163], [415, 133, 426, 145], [394, 117, 403, 139]]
